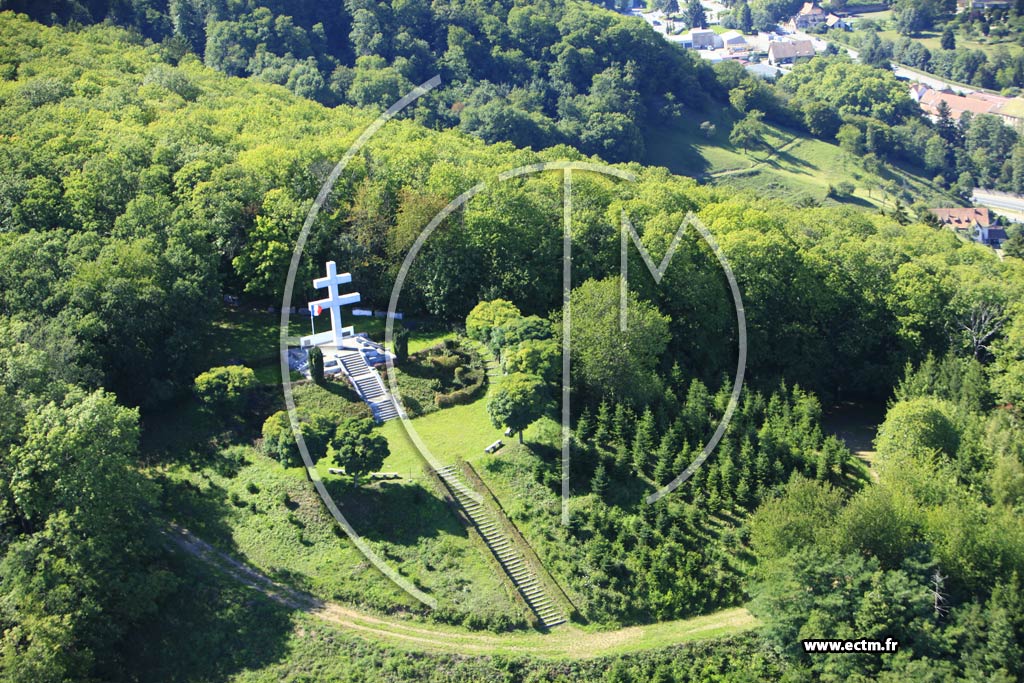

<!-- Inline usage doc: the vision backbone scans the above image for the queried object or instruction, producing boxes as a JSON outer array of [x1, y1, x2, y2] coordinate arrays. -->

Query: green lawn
[[378, 384, 506, 475], [852, 9, 893, 23], [645, 115, 957, 208], [154, 444, 527, 630], [873, 26, 1023, 62], [203, 308, 304, 369]]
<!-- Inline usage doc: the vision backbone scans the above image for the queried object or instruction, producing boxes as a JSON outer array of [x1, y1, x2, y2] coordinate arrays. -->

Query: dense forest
[[5, 0, 1009, 199], [0, 7, 1023, 683], [1, 0, 719, 161]]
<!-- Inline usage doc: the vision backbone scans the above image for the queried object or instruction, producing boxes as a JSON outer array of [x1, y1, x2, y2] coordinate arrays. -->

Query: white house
[[688, 28, 722, 50]]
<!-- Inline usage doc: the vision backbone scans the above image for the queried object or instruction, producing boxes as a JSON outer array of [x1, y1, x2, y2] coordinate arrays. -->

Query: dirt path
[[166, 525, 758, 658], [823, 404, 883, 483]]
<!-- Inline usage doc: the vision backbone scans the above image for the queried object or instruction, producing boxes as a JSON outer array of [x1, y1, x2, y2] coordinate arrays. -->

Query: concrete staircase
[[338, 350, 399, 422], [435, 464, 566, 629]]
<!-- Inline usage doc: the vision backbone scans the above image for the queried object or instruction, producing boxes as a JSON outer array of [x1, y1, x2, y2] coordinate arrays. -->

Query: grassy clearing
[[153, 445, 526, 630], [150, 317, 527, 631], [291, 379, 372, 420], [162, 525, 759, 666], [378, 389, 506, 474], [645, 115, 956, 208], [203, 308, 302, 369], [873, 27, 1023, 61]]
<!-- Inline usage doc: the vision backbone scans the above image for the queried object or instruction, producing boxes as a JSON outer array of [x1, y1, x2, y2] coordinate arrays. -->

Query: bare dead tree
[[951, 295, 1008, 360], [931, 569, 949, 619]]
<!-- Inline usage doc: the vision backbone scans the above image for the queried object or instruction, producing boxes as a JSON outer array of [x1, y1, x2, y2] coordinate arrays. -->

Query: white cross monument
[[299, 261, 361, 349]]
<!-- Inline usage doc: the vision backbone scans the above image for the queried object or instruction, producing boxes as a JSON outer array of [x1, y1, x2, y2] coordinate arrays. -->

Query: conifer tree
[[594, 400, 612, 448], [576, 407, 593, 443], [613, 403, 633, 448], [633, 408, 656, 474], [592, 462, 609, 496]]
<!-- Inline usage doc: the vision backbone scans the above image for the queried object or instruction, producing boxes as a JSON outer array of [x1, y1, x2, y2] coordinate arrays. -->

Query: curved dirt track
[[167, 525, 758, 659]]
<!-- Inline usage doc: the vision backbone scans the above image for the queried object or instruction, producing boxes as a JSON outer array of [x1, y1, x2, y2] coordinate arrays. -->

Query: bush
[[261, 409, 335, 467], [434, 379, 486, 408], [828, 181, 855, 198], [466, 299, 521, 344], [308, 346, 325, 384], [393, 323, 409, 363], [193, 365, 257, 417]]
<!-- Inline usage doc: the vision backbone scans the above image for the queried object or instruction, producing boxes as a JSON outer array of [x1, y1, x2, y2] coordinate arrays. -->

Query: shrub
[[193, 365, 257, 417], [393, 323, 409, 363], [308, 346, 325, 384], [261, 409, 335, 467], [466, 299, 521, 343]]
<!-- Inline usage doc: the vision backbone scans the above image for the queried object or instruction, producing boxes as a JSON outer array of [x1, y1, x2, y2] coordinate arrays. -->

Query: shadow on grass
[[641, 121, 714, 178], [834, 193, 875, 209], [771, 148, 816, 172], [124, 550, 294, 682], [158, 476, 240, 550], [322, 479, 468, 547]]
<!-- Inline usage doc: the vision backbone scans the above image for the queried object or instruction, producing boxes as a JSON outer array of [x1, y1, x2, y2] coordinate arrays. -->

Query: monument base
[[299, 326, 355, 349]]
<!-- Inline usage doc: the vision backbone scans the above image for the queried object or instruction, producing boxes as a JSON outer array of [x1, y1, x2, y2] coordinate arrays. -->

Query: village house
[[767, 39, 816, 66], [825, 13, 851, 30], [929, 207, 1008, 247], [966, 0, 1012, 8], [910, 84, 1024, 131], [790, 2, 827, 30]]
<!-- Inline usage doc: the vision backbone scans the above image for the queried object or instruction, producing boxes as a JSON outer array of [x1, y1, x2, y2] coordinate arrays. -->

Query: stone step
[[438, 460, 565, 630]]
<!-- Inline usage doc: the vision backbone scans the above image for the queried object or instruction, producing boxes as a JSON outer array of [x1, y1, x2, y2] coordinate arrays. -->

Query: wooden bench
[[484, 439, 503, 454], [504, 427, 514, 437]]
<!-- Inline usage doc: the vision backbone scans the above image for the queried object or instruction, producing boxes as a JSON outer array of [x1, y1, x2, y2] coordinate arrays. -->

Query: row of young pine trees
[[572, 370, 852, 514]]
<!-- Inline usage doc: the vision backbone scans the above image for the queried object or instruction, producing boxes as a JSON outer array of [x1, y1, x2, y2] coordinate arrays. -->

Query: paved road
[[973, 189, 1024, 222], [891, 64, 975, 95]]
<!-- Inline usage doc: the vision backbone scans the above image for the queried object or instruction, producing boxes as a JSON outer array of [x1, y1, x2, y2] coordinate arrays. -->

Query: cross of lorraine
[[300, 260, 361, 351]]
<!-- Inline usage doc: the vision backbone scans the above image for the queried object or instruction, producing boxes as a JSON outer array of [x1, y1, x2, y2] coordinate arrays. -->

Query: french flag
[[310, 304, 323, 316]]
